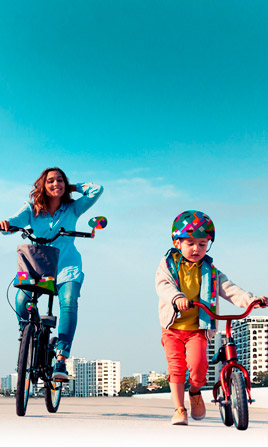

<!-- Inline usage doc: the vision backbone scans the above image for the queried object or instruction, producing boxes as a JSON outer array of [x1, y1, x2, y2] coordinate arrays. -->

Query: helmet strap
[[206, 240, 213, 253]]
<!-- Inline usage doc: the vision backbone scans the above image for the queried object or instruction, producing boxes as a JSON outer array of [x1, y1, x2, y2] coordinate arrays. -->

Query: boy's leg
[[161, 329, 188, 424], [169, 383, 185, 409], [185, 330, 208, 420], [186, 330, 208, 388]]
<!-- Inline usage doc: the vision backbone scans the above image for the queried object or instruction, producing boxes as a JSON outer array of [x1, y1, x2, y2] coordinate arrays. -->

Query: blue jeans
[[15, 281, 81, 358]]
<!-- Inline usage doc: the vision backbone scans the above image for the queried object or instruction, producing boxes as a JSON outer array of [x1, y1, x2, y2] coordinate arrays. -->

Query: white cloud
[[104, 176, 187, 201]]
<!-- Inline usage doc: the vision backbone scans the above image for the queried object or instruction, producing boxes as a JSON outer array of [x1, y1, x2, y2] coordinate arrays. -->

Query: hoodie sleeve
[[218, 270, 257, 308], [155, 257, 186, 306]]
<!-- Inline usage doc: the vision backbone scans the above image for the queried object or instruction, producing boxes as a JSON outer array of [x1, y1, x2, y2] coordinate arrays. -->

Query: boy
[[155, 210, 267, 425]]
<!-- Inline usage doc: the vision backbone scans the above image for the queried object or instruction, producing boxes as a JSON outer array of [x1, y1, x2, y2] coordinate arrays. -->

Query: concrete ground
[[0, 396, 267, 446]]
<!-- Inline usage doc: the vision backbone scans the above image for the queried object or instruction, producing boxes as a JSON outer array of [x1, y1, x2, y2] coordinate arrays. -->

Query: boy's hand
[[255, 296, 268, 307], [175, 298, 190, 312]]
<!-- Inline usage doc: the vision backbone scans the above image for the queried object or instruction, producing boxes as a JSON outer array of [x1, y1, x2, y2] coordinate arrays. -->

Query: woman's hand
[[0, 220, 10, 232], [175, 297, 190, 312], [69, 184, 77, 193]]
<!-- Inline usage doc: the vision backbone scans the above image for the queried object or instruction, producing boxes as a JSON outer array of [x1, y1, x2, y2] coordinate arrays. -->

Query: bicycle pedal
[[248, 399, 255, 404]]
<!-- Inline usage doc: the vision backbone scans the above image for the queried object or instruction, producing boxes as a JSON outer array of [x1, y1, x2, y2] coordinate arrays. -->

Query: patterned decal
[[14, 272, 56, 293], [172, 210, 215, 241]]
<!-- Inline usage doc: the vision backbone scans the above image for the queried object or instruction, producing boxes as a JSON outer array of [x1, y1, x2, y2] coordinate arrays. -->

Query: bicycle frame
[[189, 299, 264, 406], [22, 289, 57, 386]]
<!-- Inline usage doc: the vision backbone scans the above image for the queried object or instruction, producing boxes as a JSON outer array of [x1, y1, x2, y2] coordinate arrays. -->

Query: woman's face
[[45, 170, 66, 200]]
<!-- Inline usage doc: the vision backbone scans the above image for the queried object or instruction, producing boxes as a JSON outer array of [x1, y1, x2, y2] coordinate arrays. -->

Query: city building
[[147, 371, 167, 384], [142, 374, 149, 386], [206, 332, 226, 388], [0, 373, 18, 393], [133, 373, 142, 384], [90, 360, 120, 397], [132, 373, 150, 386], [132, 371, 167, 389], [65, 356, 87, 396], [75, 359, 91, 397], [74, 359, 120, 397], [232, 316, 268, 382]]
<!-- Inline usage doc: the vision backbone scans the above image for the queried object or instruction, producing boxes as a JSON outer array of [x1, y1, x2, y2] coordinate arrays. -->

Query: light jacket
[[155, 249, 257, 340], [7, 182, 103, 285]]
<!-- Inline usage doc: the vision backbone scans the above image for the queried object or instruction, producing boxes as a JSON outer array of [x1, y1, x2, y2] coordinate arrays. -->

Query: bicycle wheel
[[230, 371, 248, 430], [16, 324, 34, 416], [44, 337, 62, 413], [217, 385, 233, 426]]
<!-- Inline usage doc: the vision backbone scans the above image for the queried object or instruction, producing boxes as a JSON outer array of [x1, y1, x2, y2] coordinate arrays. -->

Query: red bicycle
[[189, 299, 266, 430]]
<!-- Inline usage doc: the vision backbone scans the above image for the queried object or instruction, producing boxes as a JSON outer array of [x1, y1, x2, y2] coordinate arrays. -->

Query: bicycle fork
[[213, 338, 253, 405]]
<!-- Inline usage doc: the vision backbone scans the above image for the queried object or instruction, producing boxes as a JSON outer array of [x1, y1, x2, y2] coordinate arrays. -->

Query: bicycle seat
[[14, 272, 57, 295], [41, 315, 57, 328]]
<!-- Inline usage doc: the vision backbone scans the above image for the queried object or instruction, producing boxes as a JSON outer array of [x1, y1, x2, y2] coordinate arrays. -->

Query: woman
[[0, 167, 103, 381]]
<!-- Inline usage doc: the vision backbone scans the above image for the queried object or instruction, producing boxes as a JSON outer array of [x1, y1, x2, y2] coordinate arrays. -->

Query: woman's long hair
[[30, 167, 74, 216]]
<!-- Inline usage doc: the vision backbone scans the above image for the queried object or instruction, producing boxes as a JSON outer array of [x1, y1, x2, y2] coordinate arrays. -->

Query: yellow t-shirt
[[170, 252, 202, 330]]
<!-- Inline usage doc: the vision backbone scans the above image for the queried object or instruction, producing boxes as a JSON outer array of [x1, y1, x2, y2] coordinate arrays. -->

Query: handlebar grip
[[188, 300, 195, 308], [9, 226, 20, 232], [59, 229, 93, 238], [259, 298, 267, 308], [73, 231, 93, 238], [0, 225, 20, 233]]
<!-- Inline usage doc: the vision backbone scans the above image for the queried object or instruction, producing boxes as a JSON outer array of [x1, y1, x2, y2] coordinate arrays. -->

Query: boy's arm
[[155, 257, 186, 307], [218, 271, 257, 308]]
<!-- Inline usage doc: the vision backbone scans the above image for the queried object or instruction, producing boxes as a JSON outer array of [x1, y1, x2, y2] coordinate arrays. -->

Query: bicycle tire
[[16, 324, 34, 416], [44, 337, 62, 413], [217, 385, 233, 426], [230, 371, 249, 430]]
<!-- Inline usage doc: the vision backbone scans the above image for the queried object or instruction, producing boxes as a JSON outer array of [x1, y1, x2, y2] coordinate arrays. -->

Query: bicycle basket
[[14, 244, 60, 294]]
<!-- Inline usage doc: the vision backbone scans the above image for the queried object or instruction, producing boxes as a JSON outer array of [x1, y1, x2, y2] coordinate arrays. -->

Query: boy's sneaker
[[52, 360, 69, 382], [171, 407, 188, 425], [189, 391, 206, 420]]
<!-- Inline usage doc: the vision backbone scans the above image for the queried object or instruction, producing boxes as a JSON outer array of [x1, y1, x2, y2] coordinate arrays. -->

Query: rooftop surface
[[0, 392, 267, 446]]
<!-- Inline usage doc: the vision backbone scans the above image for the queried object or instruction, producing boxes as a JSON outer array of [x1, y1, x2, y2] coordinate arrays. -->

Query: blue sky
[[1, 1, 268, 378]]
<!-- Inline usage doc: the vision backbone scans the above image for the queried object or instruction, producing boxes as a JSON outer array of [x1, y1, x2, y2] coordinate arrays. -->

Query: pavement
[[0, 395, 267, 446]]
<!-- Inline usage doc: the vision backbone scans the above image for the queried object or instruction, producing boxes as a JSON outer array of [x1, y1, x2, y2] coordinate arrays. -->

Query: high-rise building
[[0, 373, 18, 392], [66, 356, 87, 378], [206, 332, 226, 388], [90, 360, 120, 397], [231, 316, 268, 382], [75, 359, 90, 397], [74, 359, 120, 397]]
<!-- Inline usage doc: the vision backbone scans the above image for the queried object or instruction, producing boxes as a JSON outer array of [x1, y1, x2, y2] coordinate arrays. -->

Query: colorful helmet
[[172, 210, 215, 242]]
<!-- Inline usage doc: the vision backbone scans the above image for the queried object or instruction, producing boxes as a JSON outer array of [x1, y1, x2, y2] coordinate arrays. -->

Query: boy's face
[[174, 238, 209, 263]]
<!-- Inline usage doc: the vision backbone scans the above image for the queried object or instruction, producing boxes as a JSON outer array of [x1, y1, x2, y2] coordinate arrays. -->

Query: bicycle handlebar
[[189, 299, 266, 321], [1, 225, 94, 244]]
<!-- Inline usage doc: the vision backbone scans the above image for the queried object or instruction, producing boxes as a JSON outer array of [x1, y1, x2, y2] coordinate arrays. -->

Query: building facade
[[73, 359, 120, 397], [89, 360, 120, 397], [205, 332, 226, 388], [0, 373, 18, 392], [232, 316, 268, 382]]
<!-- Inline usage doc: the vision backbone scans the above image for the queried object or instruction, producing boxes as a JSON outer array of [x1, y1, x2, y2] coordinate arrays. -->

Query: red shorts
[[161, 328, 208, 387]]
